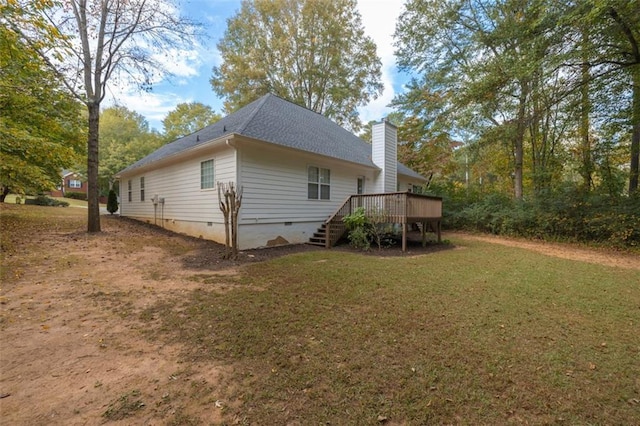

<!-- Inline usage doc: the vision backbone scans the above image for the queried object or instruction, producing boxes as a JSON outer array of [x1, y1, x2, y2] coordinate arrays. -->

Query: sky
[[104, 0, 409, 132]]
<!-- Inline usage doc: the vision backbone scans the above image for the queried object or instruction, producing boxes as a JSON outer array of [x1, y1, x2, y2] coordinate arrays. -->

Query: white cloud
[[105, 89, 192, 129], [151, 47, 201, 79], [356, 0, 405, 123]]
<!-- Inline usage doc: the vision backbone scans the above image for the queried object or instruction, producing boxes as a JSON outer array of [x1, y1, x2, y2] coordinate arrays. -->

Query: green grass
[[2, 204, 638, 424], [142, 240, 640, 425], [5, 193, 104, 208]]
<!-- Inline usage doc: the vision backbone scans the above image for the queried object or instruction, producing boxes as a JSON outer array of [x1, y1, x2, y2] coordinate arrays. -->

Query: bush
[[65, 191, 87, 200], [107, 189, 118, 214], [26, 195, 69, 207], [343, 207, 371, 250], [433, 183, 640, 249]]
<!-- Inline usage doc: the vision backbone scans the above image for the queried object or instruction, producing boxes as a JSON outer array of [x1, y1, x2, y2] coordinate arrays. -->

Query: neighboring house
[[49, 170, 87, 197], [116, 94, 441, 250]]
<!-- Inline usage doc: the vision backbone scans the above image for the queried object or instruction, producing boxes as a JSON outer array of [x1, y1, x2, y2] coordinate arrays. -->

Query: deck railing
[[324, 192, 442, 248]]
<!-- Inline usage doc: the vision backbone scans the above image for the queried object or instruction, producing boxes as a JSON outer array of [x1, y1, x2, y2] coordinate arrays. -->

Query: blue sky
[[104, 0, 409, 131]]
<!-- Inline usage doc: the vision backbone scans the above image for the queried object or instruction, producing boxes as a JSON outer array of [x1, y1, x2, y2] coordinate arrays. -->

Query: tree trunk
[[0, 187, 10, 203], [514, 79, 528, 199], [87, 102, 101, 232], [629, 69, 640, 194], [580, 29, 593, 191]]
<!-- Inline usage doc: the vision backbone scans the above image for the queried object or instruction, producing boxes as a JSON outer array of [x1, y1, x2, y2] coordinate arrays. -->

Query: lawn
[[4, 193, 104, 208], [1, 204, 639, 424], [143, 238, 640, 424]]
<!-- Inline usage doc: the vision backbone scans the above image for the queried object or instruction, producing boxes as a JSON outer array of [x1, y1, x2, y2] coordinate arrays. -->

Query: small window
[[308, 166, 330, 200], [201, 159, 215, 189], [140, 176, 145, 201], [127, 180, 132, 202], [68, 179, 82, 189]]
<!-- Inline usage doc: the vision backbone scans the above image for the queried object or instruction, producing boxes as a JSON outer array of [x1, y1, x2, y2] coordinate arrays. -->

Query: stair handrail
[[323, 196, 354, 248], [324, 196, 353, 225]]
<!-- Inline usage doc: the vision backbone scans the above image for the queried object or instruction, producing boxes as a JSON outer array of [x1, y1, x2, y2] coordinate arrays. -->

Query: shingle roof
[[118, 93, 424, 180]]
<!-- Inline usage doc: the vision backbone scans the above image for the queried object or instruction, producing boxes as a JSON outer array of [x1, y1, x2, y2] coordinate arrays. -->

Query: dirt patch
[[452, 231, 640, 270], [1, 206, 637, 424]]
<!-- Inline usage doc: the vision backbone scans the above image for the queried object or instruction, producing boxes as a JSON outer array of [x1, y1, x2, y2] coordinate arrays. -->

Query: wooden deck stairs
[[307, 192, 443, 251], [307, 223, 328, 247]]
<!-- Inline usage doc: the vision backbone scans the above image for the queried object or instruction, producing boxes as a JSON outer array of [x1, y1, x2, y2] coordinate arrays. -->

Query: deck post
[[437, 220, 442, 243], [402, 222, 407, 252], [325, 223, 330, 248], [421, 221, 427, 247]]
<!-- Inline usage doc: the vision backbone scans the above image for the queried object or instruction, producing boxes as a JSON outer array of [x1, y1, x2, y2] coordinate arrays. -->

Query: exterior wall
[[118, 136, 424, 250], [371, 120, 397, 193], [398, 175, 422, 193], [63, 173, 87, 194], [119, 144, 236, 243], [236, 140, 374, 248]]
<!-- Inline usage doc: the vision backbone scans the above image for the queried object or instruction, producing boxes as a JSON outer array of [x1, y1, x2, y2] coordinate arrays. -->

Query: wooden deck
[[313, 192, 443, 251]]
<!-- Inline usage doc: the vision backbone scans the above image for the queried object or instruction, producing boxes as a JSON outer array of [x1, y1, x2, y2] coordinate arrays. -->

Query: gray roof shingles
[[119, 94, 424, 180]]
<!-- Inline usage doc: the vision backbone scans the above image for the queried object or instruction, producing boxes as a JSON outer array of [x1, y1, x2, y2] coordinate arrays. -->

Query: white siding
[[120, 146, 236, 224], [238, 143, 374, 225], [118, 136, 423, 249], [371, 120, 397, 192], [398, 176, 418, 192]]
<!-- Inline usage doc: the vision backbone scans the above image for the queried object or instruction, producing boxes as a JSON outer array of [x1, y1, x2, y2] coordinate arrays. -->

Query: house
[[116, 94, 441, 250], [49, 170, 87, 197]]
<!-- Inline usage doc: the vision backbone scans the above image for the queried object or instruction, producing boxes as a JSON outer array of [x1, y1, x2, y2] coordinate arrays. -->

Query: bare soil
[[1, 208, 638, 425]]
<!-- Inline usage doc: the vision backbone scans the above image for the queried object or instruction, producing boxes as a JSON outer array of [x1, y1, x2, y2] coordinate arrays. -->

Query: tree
[[98, 106, 164, 195], [560, 1, 640, 194], [0, 5, 84, 201], [394, 0, 639, 198], [10, 0, 198, 231], [162, 102, 221, 141], [106, 189, 118, 214], [211, 0, 382, 131]]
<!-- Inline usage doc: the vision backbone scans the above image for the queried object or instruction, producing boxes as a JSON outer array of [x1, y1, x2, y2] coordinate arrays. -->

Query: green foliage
[[432, 182, 640, 249], [162, 102, 221, 141], [342, 207, 391, 250], [343, 207, 371, 250], [26, 195, 69, 207], [65, 192, 87, 201], [0, 8, 85, 199], [394, 0, 640, 197], [107, 189, 118, 214], [98, 106, 164, 195], [211, 0, 382, 131]]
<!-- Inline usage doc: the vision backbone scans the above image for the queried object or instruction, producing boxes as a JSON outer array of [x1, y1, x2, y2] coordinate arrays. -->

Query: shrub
[[432, 183, 639, 249], [343, 207, 371, 250], [65, 191, 87, 200], [27, 195, 69, 207], [107, 189, 118, 214]]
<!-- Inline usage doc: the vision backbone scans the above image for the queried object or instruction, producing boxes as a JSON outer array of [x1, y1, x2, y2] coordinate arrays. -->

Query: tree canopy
[[0, 3, 85, 201], [98, 106, 164, 195], [211, 0, 383, 131], [393, 0, 640, 198], [10, 0, 200, 231], [162, 102, 221, 141]]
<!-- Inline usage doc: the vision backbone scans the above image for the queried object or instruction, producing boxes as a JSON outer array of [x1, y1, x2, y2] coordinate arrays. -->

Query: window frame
[[200, 159, 215, 190], [127, 180, 132, 202], [140, 176, 145, 202], [307, 165, 330, 200], [68, 179, 82, 189]]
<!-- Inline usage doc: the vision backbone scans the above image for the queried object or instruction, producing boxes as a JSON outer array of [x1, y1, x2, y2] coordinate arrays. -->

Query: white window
[[140, 176, 145, 201], [68, 179, 82, 189], [201, 159, 215, 189], [127, 180, 132, 202], [308, 166, 330, 200]]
